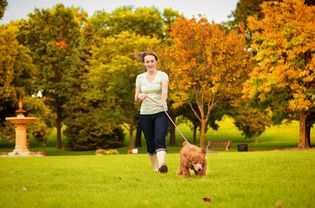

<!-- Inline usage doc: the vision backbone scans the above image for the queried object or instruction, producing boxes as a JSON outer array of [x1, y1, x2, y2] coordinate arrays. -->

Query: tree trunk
[[298, 112, 311, 148], [255, 134, 259, 144], [134, 124, 142, 147], [193, 125, 197, 145], [306, 113, 313, 147], [169, 114, 176, 145], [200, 119, 206, 148], [169, 125, 176, 145], [306, 121, 311, 147], [56, 114, 62, 149]]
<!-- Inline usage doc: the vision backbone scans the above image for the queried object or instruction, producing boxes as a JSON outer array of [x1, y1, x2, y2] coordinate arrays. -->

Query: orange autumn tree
[[167, 17, 251, 147], [245, 0, 315, 147]]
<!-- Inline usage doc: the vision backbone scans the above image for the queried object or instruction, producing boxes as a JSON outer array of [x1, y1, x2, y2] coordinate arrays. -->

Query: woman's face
[[143, 55, 157, 72]]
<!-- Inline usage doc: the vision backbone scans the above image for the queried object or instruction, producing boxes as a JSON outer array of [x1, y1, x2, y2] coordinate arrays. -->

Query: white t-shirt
[[136, 71, 169, 115]]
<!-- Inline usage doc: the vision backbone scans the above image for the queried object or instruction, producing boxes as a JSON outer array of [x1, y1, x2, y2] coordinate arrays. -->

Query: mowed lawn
[[0, 150, 315, 208], [0, 116, 315, 207]]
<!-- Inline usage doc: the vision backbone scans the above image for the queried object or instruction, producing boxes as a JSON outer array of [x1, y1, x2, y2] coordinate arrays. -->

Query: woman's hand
[[157, 101, 167, 109], [137, 93, 147, 100]]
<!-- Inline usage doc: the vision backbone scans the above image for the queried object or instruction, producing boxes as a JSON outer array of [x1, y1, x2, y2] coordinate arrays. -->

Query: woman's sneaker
[[158, 163, 168, 173]]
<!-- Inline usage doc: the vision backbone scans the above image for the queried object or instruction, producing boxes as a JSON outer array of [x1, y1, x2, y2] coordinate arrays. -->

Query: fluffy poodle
[[178, 141, 207, 178]]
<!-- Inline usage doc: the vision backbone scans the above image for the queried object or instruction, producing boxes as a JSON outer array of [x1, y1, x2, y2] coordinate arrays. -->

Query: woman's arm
[[160, 81, 168, 106], [135, 86, 146, 101], [135, 86, 141, 101]]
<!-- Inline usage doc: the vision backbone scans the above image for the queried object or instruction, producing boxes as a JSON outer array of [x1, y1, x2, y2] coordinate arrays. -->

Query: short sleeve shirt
[[136, 71, 169, 115]]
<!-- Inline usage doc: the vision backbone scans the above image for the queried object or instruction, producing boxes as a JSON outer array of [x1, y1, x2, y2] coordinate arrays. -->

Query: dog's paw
[[178, 170, 182, 175]]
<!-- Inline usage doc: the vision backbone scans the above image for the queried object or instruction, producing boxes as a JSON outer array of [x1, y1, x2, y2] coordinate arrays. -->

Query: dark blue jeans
[[139, 112, 169, 154]]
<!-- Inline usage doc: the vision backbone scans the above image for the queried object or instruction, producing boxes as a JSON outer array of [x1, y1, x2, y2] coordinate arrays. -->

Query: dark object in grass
[[237, 144, 248, 152], [202, 197, 211, 203]]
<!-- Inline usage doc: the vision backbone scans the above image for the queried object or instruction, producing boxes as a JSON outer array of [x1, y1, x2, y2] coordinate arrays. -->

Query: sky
[[0, 0, 239, 24]]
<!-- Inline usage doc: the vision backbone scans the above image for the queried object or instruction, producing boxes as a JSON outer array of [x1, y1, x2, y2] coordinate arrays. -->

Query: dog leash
[[145, 96, 191, 147]]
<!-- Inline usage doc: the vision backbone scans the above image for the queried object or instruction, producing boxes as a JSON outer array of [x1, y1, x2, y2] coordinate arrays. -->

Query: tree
[[229, 0, 272, 28], [166, 17, 251, 147], [228, 0, 314, 42], [64, 7, 166, 150], [88, 7, 176, 150], [176, 103, 224, 145], [0, 24, 36, 106], [90, 6, 164, 38], [0, 24, 52, 143], [232, 103, 272, 143], [245, 0, 315, 147], [17, 4, 88, 149], [87, 31, 160, 151], [0, 24, 36, 131], [23, 96, 55, 145], [0, 0, 7, 20], [228, 0, 315, 28]]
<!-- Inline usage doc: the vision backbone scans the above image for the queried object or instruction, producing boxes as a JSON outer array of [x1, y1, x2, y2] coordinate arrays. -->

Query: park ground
[[0, 116, 314, 208]]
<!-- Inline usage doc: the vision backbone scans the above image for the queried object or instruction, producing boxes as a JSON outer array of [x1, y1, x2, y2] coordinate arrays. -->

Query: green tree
[[23, 96, 55, 145], [90, 6, 180, 147], [0, 24, 48, 142], [63, 6, 167, 150], [0, 0, 7, 20], [62, 12, 130, 150], [232, 103, 272, 143], [229, 0, 269, 28], [17, 4, 88, 149], [90, 6, 163, 38], [87, 31, 160, 151]]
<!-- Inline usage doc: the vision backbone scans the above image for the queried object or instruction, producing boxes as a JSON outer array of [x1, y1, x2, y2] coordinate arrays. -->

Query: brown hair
[[141, 51, 158, 63]]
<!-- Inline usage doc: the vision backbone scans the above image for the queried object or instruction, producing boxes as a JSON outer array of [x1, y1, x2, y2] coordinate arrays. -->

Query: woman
[[135, 51, 169, 173]]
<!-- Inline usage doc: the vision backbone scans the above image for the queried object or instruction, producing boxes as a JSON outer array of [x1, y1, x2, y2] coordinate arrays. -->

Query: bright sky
[[0, 0, 239, 24]]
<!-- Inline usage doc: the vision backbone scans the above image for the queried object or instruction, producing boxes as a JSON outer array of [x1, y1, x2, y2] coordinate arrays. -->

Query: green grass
[[174, 116, 313, 151], [205, 116, 304, 151], [0, 150, 315, 208], [0, 117, 314, 207]]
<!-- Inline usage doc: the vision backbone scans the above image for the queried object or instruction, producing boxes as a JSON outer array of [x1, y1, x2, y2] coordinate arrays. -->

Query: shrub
[[96, 148, 119, 155], [65, 124, 125, 151]]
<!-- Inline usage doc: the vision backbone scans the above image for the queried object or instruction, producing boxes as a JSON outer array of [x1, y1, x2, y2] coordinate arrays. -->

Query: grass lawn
[[0, 150, 315, 208], [0, 116, 315, 207]]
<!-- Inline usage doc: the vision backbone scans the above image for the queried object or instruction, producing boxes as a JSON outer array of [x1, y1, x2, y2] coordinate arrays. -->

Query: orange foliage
[[246, 0, 315, 147], [246, 0, 315, 112], [54, 40, 68, 49], [165, 17, 251, 147]]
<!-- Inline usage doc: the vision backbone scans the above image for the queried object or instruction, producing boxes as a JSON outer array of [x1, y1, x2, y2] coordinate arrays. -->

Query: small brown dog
[[178, 141, 207, 178]]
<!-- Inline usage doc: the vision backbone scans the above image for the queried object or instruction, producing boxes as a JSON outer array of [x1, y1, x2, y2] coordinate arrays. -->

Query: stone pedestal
[[8, 125, 32, 156]]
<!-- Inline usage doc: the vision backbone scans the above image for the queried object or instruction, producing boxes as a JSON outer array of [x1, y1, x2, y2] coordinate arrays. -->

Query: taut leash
[[145, 96, 191, 146]]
